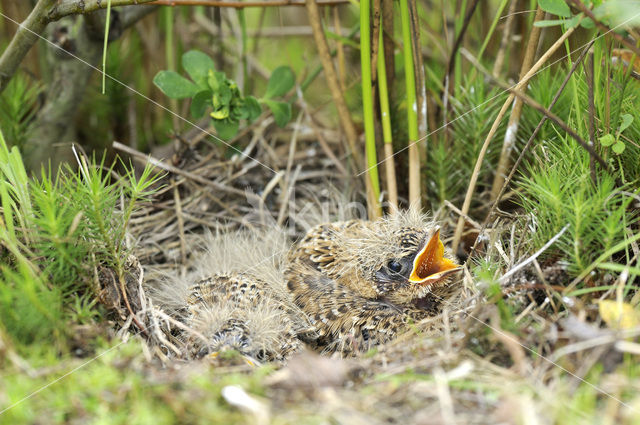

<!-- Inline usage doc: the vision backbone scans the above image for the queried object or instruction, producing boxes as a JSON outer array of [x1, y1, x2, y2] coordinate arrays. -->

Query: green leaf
[[599, 133, 615, 147], [538, 0, 571, 18], [325, 31, 360, 49], [612, 141, 626, 154], [213, 119, 239, 140], [153, 71, 199, 99], [619, 113, 634, 133], [182, 50, 216, 88], [534, 19, 568, 27], [264, 66, 295, 99], [244, 96, 262, 122], [580, 17, 595, 29], [263, 99, 291, 127], [191, 90, 212, 118]]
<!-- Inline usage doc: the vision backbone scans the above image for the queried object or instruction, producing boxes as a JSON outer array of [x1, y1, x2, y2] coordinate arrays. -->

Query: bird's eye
[[387, 260, 403, 274]]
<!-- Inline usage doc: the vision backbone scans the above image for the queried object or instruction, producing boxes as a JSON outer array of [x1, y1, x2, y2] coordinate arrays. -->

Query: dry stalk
[[469, 40, 595, 260], [151, 0, 350, 6], [464, 49, 607, 170], [489, 6, 544, 201], [492, 0, 518, 77], [451, 22, 577, 253], [304, 0, 362, 171], [333, 7, 347, 93]]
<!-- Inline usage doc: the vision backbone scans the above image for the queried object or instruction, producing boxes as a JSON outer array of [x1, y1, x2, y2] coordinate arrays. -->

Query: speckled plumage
[[150, 211, 460, 360], [285, 214, 460, 354], [183, 273, 302, 361]]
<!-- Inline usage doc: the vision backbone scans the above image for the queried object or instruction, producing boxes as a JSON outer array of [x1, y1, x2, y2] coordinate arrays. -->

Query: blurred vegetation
[[1, 0, 640, 423]]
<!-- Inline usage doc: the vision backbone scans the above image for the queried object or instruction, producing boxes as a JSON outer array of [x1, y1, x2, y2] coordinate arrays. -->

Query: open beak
[[408, 229, 460, 285]]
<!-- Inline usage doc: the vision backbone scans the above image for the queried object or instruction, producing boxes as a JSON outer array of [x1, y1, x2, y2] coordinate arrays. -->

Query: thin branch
[[451, 22, 577, 253], [150, 0, 350, 7], [304, 0, 362, 170], [586, 51, 597, 183], [492, 0, 518, 77], [468, 40, 595, 262], [0, 0, 56, 94], [0, 0, 156, 94], [442, 0, 480, 99], [498, 224, 570, 284], [490, 6, 544, 201], [461, 48, 608, 169]]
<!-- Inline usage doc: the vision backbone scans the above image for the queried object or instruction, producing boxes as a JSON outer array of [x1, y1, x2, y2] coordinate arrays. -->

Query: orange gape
[[409, 229, 460, 285]]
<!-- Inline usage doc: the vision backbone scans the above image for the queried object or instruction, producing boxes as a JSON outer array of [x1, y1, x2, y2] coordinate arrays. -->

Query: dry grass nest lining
[[104, 118, 633, 420]]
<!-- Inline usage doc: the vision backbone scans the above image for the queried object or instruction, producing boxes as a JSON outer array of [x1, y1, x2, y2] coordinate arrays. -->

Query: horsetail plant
[[399, 0, 421, 207], [377, 25, 398, 211], [360, 0, 382, 218]]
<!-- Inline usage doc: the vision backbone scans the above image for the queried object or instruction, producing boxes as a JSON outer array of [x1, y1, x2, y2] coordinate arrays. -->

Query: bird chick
[[148, 229, 312, 363], [285, 209, 461, 354]]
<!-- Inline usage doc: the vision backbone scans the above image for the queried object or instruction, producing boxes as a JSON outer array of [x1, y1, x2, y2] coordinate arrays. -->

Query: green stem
[[400, 0, 417, 138], [360, 0, 381, 205], [238, 9, 249, 94], [377, 29, 392, 146], [101, 0, 112, 94], [377, 25, 398, 210], [400, 0, 420, 204]]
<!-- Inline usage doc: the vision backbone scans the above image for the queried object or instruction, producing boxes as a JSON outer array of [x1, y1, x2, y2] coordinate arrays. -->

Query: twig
[[451, 22, 577, 253], [442, 0, 480, 101], [112, 141, 261, 201], [151, 0, 350, 6], [333, 7, 347, 93], [492, 0, 518, 77], [462, 48, 608, 170], [443, 200, 481, 230], [498, 224, 570, 284], [0, 0, 55, 94], [469, 40, 595, 262], [304, 0, 362, 170], [295, 90, 348, 175], [586, 51, 597, 183], [490, 6, 545, 201], [172, 182, 187, 269]]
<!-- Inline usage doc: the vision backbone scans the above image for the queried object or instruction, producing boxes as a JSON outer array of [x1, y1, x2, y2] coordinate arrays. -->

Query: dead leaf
[[599, 300, 640, 330]]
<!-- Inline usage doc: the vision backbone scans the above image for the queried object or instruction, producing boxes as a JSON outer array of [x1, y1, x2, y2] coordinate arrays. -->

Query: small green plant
[[153, 50, 295, 140], [518, 137, 636, 276], [0, 129, 161, 351], [534, 0, 640, 29], [599, 113, 633, 154], [0, 72, 42, 149]]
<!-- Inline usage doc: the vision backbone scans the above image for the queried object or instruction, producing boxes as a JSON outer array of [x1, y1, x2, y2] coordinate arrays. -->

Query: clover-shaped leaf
[[612, 141, 626, 154], [263, 99, 291, 128], [153, 71, 199, 99], [539, 0, 571, 18], [599, 134, 615, 147], [619, 113, 633, 133], [182, 50, 216, 89], [244, 96, 262, 122]]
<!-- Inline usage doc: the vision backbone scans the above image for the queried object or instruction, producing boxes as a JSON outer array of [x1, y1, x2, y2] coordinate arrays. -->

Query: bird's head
[[332, 211, 461, 307]]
